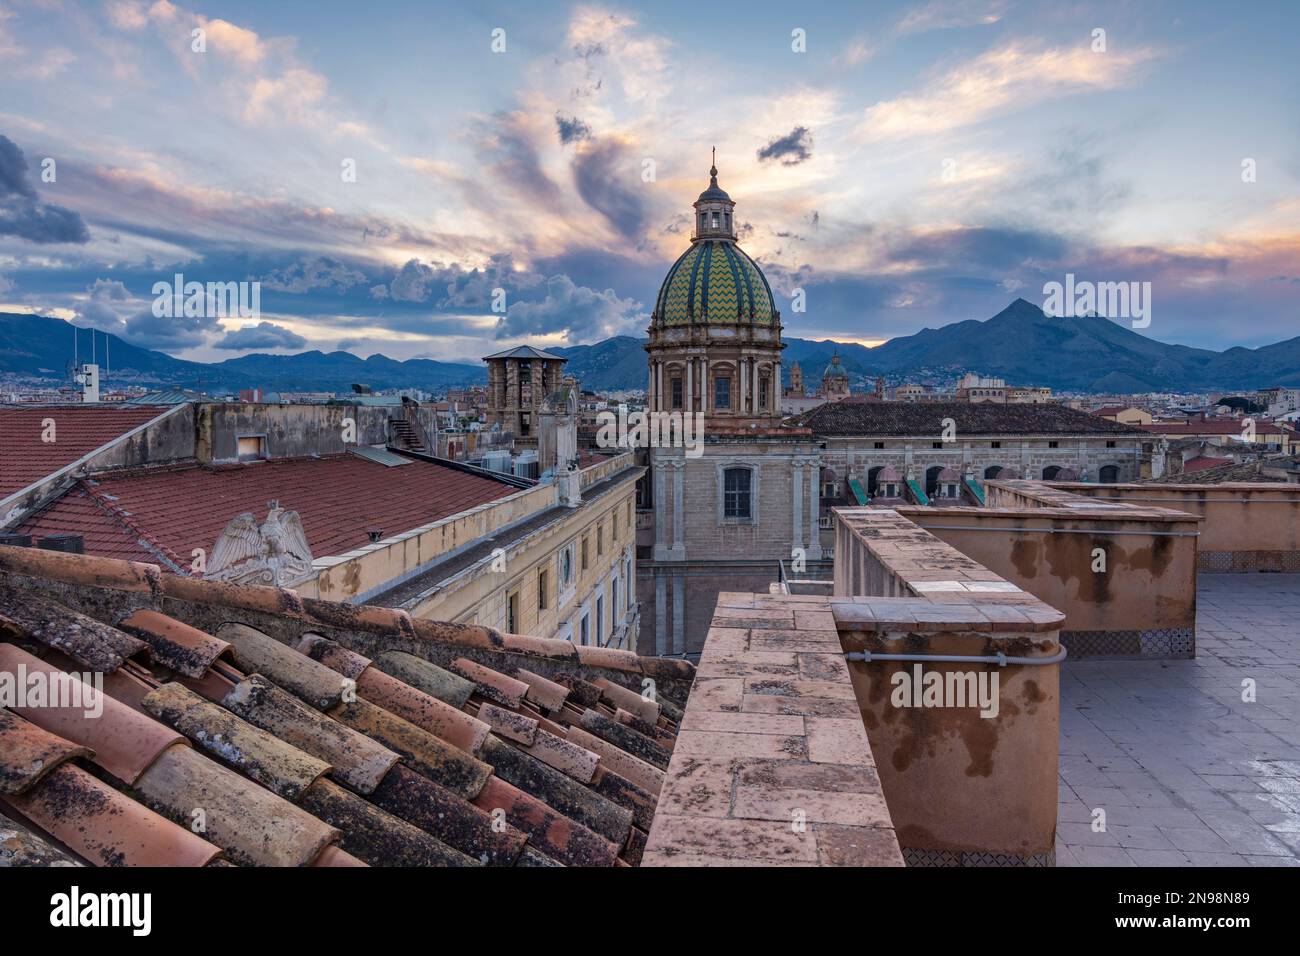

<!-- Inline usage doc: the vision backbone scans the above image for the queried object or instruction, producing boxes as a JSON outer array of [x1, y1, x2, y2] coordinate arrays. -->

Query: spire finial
[[710, 146, 718, 181]]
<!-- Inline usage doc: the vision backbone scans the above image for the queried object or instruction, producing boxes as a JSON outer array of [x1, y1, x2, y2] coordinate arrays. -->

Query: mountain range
[[3, 299, 1297, 395]]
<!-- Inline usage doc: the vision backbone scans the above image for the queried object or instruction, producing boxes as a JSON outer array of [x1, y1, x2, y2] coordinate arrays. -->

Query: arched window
[[1099, 464, 1119, 484], [1042, 465, 1062, 480], [723, 467, 752, 519]]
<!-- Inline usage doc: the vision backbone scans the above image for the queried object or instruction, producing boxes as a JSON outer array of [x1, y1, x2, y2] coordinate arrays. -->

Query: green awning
[[906, 478, 930, 506], [847, 477, 869, 505]]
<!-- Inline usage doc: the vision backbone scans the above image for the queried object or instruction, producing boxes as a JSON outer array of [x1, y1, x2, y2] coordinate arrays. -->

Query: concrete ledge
[[642, 593, 904, 867]]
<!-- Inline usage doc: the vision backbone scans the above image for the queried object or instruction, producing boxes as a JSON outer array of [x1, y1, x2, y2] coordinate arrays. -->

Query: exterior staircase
[[388, 416, 429, 454]]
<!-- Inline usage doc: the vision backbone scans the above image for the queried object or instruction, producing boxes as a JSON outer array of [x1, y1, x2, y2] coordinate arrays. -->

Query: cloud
[[834, 36, 876, 67], [72, 278, 134, 334], [556, 114, 592, 144], [260, 255, 366, 293], [0, 135, 90, 243], [0, 274, 14, 294], [473, 111, 562, 207], [377, 255, 543, 308], [120, 308, 221, 351], [757, 127, 814, 166], [495, 273, 643, 341], [0, 134, 38, 199], [571, 137, 648, 238], [860, 40, 1159, 141], [895, 0, 1008, 36], [215, 321, 308, 350]]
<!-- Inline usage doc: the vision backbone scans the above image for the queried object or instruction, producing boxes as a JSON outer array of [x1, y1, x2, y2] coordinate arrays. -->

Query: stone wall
[[1051, 481, 1300, 572], [833, 506, 1064, 865], [899, 496, 1200, 659]]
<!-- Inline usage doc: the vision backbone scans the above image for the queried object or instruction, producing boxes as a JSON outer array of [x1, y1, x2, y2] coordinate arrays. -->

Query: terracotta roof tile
[[0, 643, 184, 785], [0, 543, 693, 867], [0, 591, 148, 671], [451, 657, 528, 707], [133, 744, 341, 868], [141, 682, 330, 801], [0, 405, 165, 500], [219, 623, 349, 711], [119, 609, 231, 678], [372, 651, 475, 708], [297, 777, 476, 867], [513, 668, 571, 712], [222, 675, 398, 795], [17, 454, 516, 566], [0, 707, 92, 795], [3, 762, 223, 867], [328, 697, 491, 799]]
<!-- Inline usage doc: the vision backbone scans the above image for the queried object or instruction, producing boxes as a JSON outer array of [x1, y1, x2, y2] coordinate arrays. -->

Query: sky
[[0, 0, 1297, 365]]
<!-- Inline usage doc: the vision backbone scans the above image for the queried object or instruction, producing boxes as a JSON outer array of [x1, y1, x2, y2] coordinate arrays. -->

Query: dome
[[653, 238, 777, 326], [823, 354, 848, 379]]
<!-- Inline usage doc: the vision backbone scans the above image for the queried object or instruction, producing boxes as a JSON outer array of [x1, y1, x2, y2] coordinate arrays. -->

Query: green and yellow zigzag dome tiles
[[653, 239, 777, 326]]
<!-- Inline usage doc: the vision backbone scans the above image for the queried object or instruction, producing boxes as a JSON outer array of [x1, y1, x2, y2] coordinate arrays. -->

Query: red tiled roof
[[0, 544, 695, 867], [1142, 420, 1290, 436], [18, 454, 516, 569], [0, 405, 166, 499], [1182, 455, 1235, 473]]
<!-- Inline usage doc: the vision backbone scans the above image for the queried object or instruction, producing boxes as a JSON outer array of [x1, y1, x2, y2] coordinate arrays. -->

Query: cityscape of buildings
[[2, 7, 1299, 924], [3, 161, 1299, 881]]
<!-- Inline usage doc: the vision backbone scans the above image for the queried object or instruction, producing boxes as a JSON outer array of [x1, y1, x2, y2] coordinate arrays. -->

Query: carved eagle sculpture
[[205, 501, 313, 587]]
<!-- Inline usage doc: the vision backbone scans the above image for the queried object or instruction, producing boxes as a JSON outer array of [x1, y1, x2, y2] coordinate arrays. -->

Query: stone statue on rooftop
[[206, 500, 314, 587]]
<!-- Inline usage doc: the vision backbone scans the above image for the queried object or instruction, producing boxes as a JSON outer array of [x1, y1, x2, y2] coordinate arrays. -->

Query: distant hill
[[549, 299, 1300, 392], [5, 301, 1300, 394], [0, 312, 484, 392]]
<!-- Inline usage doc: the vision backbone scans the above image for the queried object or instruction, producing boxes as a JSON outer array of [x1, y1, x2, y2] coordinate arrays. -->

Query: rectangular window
[[759, 377, 769, 409], [874, 441, 884, 449], [596, 596, 604, 644], [537, 568, 548, 611], [715, 377, 731, 410], [580, 614, 589, 646], [612, 579, 620, 623], [1048, 441, 1059, 448], [236, 436, 267, 461], [597, 524, 604, 556], [1106, 441, 1116, 448], [627, 500, 633, 533], [991, 441, 1002, 448], [506, 591, 519, 633], [581, 536, 589, 571], [671, 377, 683, 409], [723, 467, 752, 519], [612, 511, 618, 541]]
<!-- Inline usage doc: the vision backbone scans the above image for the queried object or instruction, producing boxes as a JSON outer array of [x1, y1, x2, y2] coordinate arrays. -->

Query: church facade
[[634, 162, 1149, 657]]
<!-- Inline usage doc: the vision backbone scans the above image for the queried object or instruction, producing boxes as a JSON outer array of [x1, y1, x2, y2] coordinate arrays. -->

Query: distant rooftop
[[788, 401, 1148, 437], [16, 453, 519, 571], [0, 404, 170, 500], [482, 346, 567, 362]]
